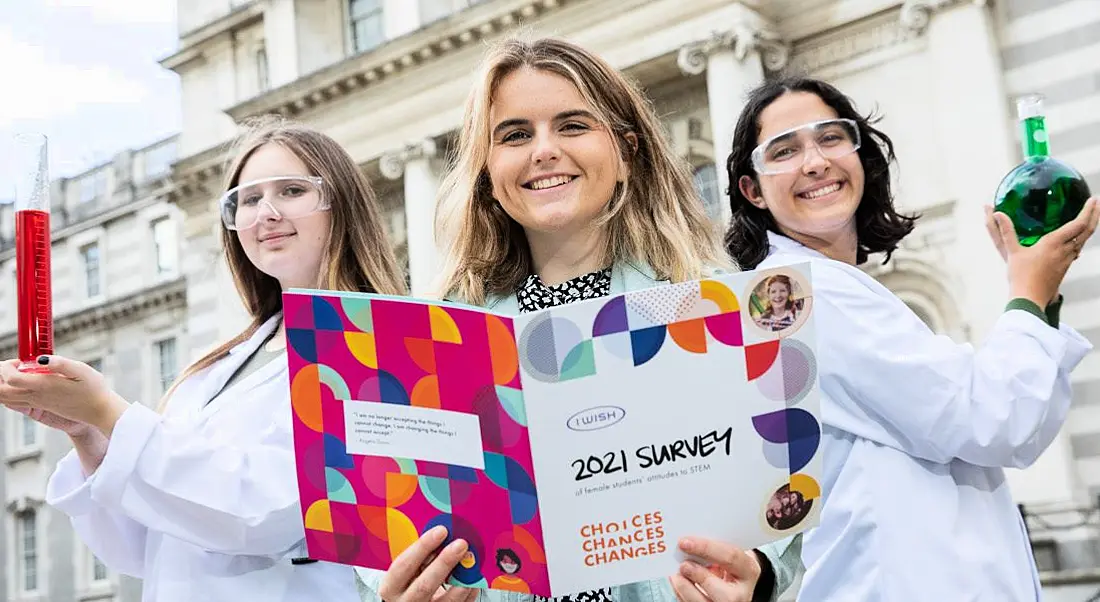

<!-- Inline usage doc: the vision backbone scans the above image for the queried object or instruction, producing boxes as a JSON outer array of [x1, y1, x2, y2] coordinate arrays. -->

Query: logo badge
[[567, 406, 626, 432]]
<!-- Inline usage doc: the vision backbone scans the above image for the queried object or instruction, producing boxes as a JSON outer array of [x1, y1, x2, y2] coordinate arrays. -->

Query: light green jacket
[[356, 261, 803, 602]]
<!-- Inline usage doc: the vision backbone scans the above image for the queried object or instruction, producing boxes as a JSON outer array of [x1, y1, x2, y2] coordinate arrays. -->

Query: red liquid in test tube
[[12, 134, 53, 373]]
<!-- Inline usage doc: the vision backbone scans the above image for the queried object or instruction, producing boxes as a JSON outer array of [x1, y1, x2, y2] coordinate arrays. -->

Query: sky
[[0, 0, 181, 198]]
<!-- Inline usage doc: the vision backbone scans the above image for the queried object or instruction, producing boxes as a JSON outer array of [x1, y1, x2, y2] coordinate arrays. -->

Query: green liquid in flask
[[994, 94, 1091, 246]]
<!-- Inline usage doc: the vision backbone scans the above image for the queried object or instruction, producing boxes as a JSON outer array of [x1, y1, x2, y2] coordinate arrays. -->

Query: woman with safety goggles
[[0, 118, 406, 602], [705, 76, 1098, 601]]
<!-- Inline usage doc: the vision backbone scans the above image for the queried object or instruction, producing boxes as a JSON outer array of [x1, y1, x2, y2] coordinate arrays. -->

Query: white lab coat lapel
[[168, 314, 284, 421]]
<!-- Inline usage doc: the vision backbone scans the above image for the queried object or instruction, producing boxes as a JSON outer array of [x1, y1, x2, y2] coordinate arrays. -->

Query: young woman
[[355, 37, 801, 602], [0, 119, 407, 601], [709, 76, 1098, 601], [753, 274, 801, 332]]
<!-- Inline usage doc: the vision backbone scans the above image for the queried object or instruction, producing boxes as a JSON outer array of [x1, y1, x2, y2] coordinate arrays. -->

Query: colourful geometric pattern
[[285, 293, 550, 595], [747, 337, 822, 530], [518, 280, 744, 382], [516, 276, 821, 533]]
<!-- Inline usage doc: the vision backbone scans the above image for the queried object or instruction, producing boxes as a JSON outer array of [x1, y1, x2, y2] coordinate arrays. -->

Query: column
[[677, 7, 788, 225], [383, 0, 421, 40], [910, 0, 1079, 505], [914, 0, 1013, 337], [381, 139, 442, 296], [263, 0, 300, 87]]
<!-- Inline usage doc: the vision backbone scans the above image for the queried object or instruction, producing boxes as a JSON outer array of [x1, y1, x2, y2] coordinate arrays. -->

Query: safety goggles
[[218, 175, 328, 231], [750, 118, 861, 176]]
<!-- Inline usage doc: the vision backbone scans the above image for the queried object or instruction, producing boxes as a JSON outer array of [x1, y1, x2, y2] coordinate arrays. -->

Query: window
[[91, 551, 108, 582], [349, 0, 384, 53], [81, 243, 101, 298], [17, 511, 37, 592], [156, 338, 178, 393], [1030, 539, 1059, 572], [152, 218, 178, 277], [20, 414, 37, 448], [257, 46, 270, 93], [693, 163, 721, 222]]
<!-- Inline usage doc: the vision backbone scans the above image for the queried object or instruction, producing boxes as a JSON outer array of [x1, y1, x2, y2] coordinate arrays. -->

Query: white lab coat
[[758, 232, 1093, 601], [46, 314, 358, 602]]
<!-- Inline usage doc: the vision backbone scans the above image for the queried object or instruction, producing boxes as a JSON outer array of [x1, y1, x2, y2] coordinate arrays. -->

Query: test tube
[[13, 133, 53, 372]]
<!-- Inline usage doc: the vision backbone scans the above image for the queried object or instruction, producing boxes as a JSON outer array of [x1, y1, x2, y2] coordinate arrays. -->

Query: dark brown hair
[[724, 76, 918, 269]]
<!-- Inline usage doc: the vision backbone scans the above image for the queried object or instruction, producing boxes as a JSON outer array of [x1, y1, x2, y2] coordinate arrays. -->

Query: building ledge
[[161, 2, 264, 72], [224, 0, 570, 122], [5, 449, 42, 466], [164, 141, 235, 209], [0, 185, 172, 262], [0, 277, 187, 356], [1041, 567, 1100, 586], [76, 584, 116, 602]]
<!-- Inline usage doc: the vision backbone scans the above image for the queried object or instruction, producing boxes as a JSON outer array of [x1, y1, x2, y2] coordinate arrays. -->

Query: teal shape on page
[[483, 452, 509, 489], [561, 340, 596, 380], [340, 297, 374, 333], [496, 386, 527, 426], [325, 468, 356, 503], [419, 475, 453, 513]]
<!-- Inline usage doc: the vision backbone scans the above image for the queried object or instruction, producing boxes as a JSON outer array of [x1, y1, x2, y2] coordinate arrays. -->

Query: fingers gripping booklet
[[284, 263, 823, 597]]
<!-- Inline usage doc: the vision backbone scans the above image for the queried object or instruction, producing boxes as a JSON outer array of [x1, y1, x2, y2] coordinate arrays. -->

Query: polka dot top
[[516, 268, 613, 313]]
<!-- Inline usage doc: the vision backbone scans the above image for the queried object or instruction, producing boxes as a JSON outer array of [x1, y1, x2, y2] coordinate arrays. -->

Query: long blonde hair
[[434, 37, 731, 304], [159, 117, 406, 409]]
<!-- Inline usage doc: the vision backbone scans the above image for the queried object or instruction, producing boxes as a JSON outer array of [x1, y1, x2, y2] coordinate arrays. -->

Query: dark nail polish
[[36, 356, 49, 365]]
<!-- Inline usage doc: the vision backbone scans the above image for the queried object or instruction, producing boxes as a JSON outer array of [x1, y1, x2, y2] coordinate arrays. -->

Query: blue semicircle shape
[[287, 328, 317, 363], [323, 433, 354, 469], [630, 325, 667, 366], [312, 297, 344, 330]]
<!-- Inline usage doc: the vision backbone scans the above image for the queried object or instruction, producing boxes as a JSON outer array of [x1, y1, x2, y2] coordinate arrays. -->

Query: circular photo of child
[[746, 270, 812, 337], [765, 483, 814, 531]]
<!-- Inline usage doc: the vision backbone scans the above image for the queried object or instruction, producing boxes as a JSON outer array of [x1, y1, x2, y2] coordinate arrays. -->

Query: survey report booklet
[[285, 262, 823, 597]]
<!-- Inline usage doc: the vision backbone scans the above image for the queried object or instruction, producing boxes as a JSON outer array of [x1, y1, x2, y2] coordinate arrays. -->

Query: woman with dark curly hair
[[705, 76, 1098, 602]]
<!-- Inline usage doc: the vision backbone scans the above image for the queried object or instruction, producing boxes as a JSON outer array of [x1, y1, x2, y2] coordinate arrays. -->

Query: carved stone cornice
[[161, 1, 264, 72], [379, 139, 439, 180], [0, 277, 187, 356], [899, 0, 988, 35], [677, 5, 789, 75], [225, 0, 571, 122], [160, 141, 234, 212], [6, 496, 44, 514], [787, 7, 919, 75], [678, 27, 789, 75]]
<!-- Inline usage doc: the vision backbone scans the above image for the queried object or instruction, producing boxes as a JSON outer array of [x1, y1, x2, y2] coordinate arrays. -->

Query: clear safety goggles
[[750, 118, 861, 176], [218, 175, 328, 231]]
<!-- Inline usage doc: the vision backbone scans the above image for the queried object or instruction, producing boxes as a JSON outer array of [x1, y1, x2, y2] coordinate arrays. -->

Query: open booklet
[[284, 262, 823, 597]]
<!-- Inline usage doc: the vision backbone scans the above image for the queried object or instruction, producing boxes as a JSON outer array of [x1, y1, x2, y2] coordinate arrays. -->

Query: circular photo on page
[[746, 269, 812, 338], [765, 483, 814, 531]]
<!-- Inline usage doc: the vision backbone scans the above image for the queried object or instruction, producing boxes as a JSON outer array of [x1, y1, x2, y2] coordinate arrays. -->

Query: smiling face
[[235, 143, 330, 290], [739, 92, 865, 248], [767, 280, 790, 308], [487, 67, 628, 240]]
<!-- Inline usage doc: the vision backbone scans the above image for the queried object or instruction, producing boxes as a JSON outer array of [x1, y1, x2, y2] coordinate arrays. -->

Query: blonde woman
[[0, 119, 406, 602], [357, 38, 801, 602]]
